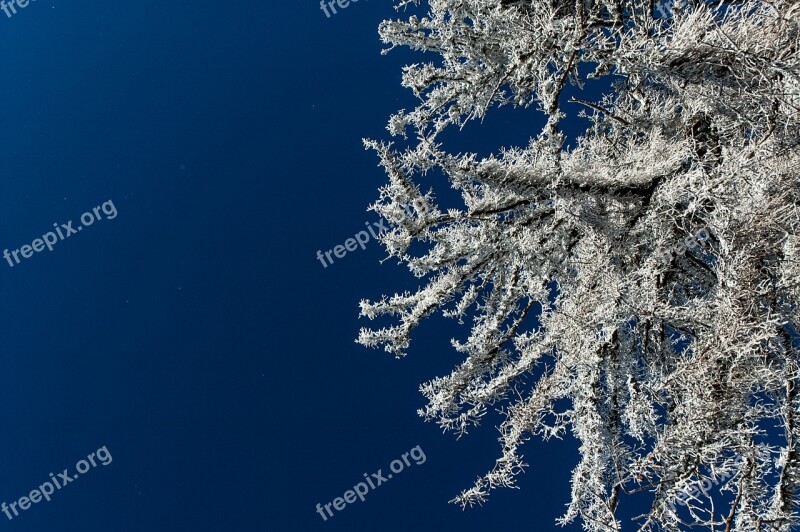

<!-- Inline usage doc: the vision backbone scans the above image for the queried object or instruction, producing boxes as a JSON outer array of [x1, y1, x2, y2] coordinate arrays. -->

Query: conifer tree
[[358, 1, 800, 529]]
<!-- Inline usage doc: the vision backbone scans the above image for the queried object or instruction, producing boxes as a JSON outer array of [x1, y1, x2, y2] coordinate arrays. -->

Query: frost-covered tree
[[357, 0, 800, 530]]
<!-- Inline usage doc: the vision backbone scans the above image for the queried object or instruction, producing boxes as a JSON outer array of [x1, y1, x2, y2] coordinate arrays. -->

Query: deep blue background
[[0, 1, 600, 530]]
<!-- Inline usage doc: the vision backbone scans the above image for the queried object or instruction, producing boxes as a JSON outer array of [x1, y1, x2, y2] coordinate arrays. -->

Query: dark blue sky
[[0, 1, 600, 530]]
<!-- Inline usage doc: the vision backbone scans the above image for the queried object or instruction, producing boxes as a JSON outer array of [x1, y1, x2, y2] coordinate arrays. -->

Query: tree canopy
[[358, 0, 800, 529]]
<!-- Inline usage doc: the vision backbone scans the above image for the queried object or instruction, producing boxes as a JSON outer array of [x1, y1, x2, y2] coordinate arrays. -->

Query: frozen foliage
[[357, 0, 800, 529]]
